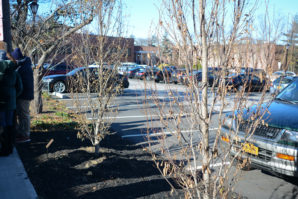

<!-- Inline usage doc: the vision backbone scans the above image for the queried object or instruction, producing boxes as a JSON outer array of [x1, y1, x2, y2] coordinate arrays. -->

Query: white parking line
[[186, 162, 230, 171], [87, 113, 191, 120], [121, 128, 218, 138], [67, 104, 143, 109], [88, 115, 149, 120]]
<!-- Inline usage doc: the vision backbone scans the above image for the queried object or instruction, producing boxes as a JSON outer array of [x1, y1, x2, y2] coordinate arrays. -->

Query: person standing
[[0, 50, 23, 155], [11, 48, 34, 143]]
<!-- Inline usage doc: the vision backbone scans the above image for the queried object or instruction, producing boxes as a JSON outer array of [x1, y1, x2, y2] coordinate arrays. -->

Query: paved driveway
[[58, 79, 298, 199]]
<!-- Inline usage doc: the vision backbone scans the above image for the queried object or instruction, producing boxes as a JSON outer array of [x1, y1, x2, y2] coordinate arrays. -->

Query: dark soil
[[16, 129, 183, 199]]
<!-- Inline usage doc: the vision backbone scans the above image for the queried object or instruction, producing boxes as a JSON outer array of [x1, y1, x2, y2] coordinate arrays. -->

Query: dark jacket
[[16, 57, 34, 100], [0, 59, 23, 111]]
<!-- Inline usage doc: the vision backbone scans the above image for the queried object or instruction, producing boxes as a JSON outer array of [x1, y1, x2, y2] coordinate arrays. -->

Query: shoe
[[0, 148, 13, 156], [16, 135, 31, 143]]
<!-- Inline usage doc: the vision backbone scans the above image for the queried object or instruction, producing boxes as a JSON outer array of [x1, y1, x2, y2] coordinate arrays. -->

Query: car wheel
[[238, 85, 244, 92], [146, 75, 152, 81], [53, 81, 66, 93]]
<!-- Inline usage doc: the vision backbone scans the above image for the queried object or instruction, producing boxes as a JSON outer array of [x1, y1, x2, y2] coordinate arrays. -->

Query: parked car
[[181, 67, 221, 86], [42, 66, 129, 93], [180, 70, 198, 85], [126, 67, 142, 79], [271, 71, 296, 82], [270, 76, 297, 94], [135, 67, 160, 80], [221, 77, 298, 177], [222, 73, 242, 91], [118, 63, 138, 75], [170, 69, 186, 84], [154, 67, 176, 83], [43, 62, 75, 76], [240, 73, 267, 92], [224, 73, 267, 92], [196, 70, 220, 87]]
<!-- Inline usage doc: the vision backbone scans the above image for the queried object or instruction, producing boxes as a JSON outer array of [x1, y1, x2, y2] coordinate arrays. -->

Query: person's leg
[[0, 111, 5, 135], [0, 111, 14, 156], [0, 111, 5, 153], [16, 100, 31, 142]]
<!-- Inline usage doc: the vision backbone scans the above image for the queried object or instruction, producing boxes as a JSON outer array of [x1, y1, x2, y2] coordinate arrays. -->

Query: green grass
[[31, 94, 79, 132]]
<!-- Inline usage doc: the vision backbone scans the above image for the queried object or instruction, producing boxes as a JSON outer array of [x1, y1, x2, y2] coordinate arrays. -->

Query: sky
[[37, 0, 297, 39], [124, 0, 298, 39]]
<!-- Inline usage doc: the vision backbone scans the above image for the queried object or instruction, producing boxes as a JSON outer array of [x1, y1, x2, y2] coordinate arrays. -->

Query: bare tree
[[10, 0, 95, 113], [69, 0, 129, 153], [140, 0, 284, 198]]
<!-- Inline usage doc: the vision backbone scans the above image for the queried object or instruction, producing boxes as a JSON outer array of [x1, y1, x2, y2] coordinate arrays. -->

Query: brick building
[[53, 34, 162, 67], [134, 46, 159, 66], [53, 34, 135, 66]]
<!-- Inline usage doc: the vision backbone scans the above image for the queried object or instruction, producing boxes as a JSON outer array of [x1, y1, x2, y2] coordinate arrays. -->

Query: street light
[[29, 0, 39, 24], [29, 0, 38, 64], [285, 43, 290, 71]]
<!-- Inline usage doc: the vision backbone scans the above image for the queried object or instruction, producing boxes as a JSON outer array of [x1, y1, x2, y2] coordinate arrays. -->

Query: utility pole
[[0, 0, 12, 52]]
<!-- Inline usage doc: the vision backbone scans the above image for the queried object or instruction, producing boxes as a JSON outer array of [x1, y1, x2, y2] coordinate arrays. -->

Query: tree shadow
[[79, 178, 182, 199], [16, 129, 182, 199]]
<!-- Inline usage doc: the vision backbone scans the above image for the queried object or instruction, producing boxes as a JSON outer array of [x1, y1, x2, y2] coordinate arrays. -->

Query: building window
[[127, 48, 131, 57]]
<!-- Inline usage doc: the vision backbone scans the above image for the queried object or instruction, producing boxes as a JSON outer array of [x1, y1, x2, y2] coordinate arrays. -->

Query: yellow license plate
[[277, 86, 281, 89], [242, 143, 258, 155]]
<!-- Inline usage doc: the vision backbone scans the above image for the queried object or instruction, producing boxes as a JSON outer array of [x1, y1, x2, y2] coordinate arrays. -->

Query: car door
[[251, 75, 263, 91]]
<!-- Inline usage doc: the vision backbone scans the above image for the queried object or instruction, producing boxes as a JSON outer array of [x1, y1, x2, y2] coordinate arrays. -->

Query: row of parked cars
[[125, 65, 287, 93], [42, 62, 296, 95]]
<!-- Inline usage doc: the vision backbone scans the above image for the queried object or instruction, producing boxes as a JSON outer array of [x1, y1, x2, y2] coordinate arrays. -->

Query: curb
[[0, 147, 38, 199]]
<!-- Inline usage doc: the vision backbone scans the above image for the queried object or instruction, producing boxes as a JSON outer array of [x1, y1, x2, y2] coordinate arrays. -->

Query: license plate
[[277, 86, 281, 89], [242, 143, 258, 155]]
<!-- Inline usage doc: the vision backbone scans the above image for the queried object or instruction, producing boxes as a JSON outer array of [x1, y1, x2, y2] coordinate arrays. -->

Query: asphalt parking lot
[[55, 79, 298, 199]]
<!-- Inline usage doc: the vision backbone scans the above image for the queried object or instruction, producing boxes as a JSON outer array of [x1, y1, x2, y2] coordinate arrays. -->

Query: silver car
[[270, 76, 296, 94], [221, 78, 298, 177]]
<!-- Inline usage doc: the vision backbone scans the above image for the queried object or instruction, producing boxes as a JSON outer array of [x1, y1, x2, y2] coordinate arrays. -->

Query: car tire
[[238, 85, 244, 92], [53, 81, 66, 93], [146, 75, 152, 81]]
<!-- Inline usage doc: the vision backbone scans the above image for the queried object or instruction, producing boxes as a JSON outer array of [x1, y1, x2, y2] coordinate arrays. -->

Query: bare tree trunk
[[199, 0, 210, 198], [33, 67, 43, 114]]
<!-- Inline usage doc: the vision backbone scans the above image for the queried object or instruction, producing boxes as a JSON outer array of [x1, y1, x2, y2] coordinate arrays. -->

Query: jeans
[[0, 111, 14, 127], [16, 99, 31, 137]]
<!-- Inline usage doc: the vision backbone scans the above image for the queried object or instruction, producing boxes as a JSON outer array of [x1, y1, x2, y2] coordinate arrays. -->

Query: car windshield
[[274, 77, 293, 84], [276, 78, 298, 103], [274, 71, 285, 76]]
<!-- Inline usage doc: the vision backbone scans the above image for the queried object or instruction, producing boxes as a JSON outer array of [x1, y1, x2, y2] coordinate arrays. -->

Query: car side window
[[56, 65, 64, 70], [252, 75, 260, 81]]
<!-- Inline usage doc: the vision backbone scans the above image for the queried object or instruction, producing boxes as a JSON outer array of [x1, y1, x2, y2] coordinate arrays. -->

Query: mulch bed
[[16, 129, 183, 199]]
